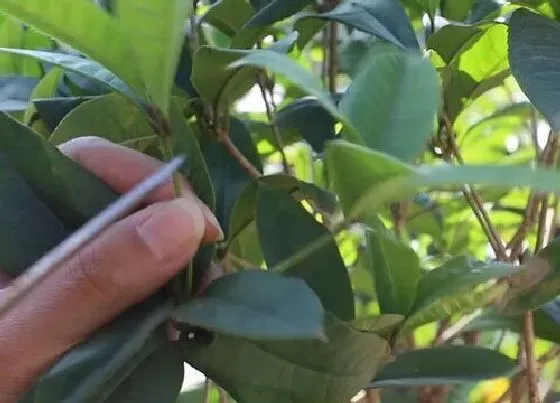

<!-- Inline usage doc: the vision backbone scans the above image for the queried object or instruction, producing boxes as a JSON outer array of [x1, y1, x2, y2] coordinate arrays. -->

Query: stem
[[202, 378, 211, 403], [257, 71, 289, 173], [189, 1, 199, 52], [328, 21, 338, 94], [216, 127, 262, 178], [523, 311, 539, 403]]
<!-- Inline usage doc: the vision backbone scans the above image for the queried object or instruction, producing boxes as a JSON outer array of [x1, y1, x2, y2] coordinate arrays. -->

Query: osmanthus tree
[[2, 0, 560, 402]]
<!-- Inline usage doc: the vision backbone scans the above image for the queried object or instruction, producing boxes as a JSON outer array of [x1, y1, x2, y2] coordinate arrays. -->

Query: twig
[[202, 378, 211, 403], [328, 21, 338, 94], [216, 127, 262, 178], [523, 311, 539, 403], [433, 318, 451, 346], [257, 71, 289, 173], [441, 115, 507, 259]]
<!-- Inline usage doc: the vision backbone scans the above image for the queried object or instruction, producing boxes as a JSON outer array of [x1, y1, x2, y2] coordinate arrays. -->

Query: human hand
[[0, 137, 223, 401]]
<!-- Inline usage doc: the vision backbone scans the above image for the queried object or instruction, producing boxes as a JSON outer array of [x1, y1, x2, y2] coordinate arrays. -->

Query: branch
[[523, 311, 539, 403], [257, 71, 289, 174], [216, 127, 262, 178], [441, 114, 507, 259], [328, 21, 338, 94]]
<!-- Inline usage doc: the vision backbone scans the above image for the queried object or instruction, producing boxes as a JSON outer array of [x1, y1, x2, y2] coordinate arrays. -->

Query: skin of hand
[[0, 137, 223, 401]]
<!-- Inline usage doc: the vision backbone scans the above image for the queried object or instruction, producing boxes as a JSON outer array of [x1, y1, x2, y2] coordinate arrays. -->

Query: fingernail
[[137, 199, 205, 261], [199, 203, 224, 241]]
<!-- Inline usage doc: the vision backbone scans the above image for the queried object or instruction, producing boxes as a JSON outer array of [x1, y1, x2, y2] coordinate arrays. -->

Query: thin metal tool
[[0, 156, 185, 317]]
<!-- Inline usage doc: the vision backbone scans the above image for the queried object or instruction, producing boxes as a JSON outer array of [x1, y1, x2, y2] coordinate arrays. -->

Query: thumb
[[0, 197, 205, 397]]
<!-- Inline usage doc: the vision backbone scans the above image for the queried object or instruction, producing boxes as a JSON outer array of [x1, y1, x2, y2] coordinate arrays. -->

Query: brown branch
[[257, 71, 289, 174], [216, 127, 262, 178], [523, 311, 539, 403]]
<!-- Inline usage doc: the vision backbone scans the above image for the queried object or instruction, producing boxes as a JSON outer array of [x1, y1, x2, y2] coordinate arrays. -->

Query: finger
[[0, 197, 205, 395], [59, 136, 223, 243]]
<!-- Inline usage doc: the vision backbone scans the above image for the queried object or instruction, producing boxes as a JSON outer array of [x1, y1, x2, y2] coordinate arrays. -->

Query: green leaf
[[0, 153, 67, 277], [508, 9, 560, 132], [230, 50, 361, 142], [0, 112, 117, 229], [173, 269, 326, 341], [23, 67, 64, 125], [0, 0, 144, 96], [0, 49, 135, 99], [180, 314, 390, 403], [201, 117, 262, 237], [275, 97, 336, 153], [324, 140, 560, 224], [193, 33, 298, 113], [103, 341, 184, 403], [256, 184, 354, 320], [202, 0, 254, 36], [416, 0, 440, 17], [228, 174, 336, 244], [441, 0, 476, 21], [49, 93, 156, 150], [369, 346, 517, 388], [295, 0, 419, 50], [34, 96, 94, 131], [339, 43, 439, 161], [28, 294, 173, 402], [351, 314, 404, 339], [501, 237, 560, 313], [245, 0, 312, 28], [437, 23, 509, 121], [402, 256, 513, 330], [365, 217, 421, 315], [113, 0, 192, 115], [0, 76, 39, 111]]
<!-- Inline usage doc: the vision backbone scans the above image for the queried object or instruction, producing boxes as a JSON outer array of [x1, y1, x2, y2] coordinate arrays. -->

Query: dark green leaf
[[245, 0, 312, 28], [295, 0, 419, 50], [180, 314, 390, 403], [416, 0, 440, 17], [201, 117, 262, 236], [0, 153, 67, 277], [103, 340, 184, 403], [0, 1, 144, 96], [402, 256, 513, 331], [256, 184, 354, 320], [113, 0, 192, 115], [364, 217, 421, 315], [173, 269, 326, 341], [28, 294, 173, 402], [34, 96, 94, 131], [0, 112, 117, 229], [441, 0, 476, 21], [49, 93, 156, 151], [0, 49, 135, 99], [23, 67, 64, 124], [339, 43, 439, 161], [275, 97, 336, 153], [508, 9, 560, 132], [174, 39, 199, 98], [369, 346, 517, 388]]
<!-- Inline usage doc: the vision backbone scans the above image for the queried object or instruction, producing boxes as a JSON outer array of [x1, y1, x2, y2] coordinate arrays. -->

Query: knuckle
[[66, 240, 118, 301]]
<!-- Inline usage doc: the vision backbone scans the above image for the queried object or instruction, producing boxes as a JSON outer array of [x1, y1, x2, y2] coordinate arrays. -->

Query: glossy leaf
[[339, 43, 439, 161], [0, 49, 134, 99], [351, 314, 404, 339], [256, 184, 354, 320], [0, 0, 144, 95], [180, 314, 390, 403], [202, 0, 254, 36], [508, 8, 560, 132], [0, 112, 117, 229], [365, 218, 421, 315], [0, 76, 39, 111], [402, 256, 513, 330], [173, 269, 326, 341], [49, 93, 156, 150], [0, 153, 67, 277], [369, 346, 517, 388], [114, 0, 192, 115], [295, 0, 419, 50]]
